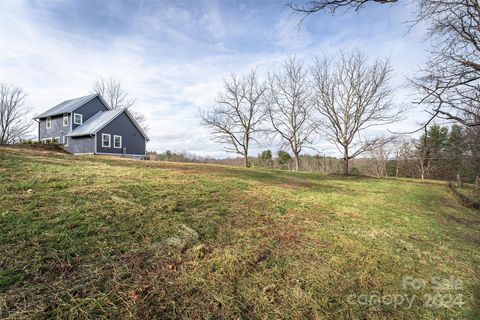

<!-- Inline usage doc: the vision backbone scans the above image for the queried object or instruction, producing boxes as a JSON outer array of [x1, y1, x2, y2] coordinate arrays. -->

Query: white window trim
[[63, 114, 69, 126], [102, 133, 111, 147], [113, 135, 122, 149], [43, 137, 52, 143], [73, 113, 83, 125], [63, 136, 68, 146], [46, 117, 51, 129]]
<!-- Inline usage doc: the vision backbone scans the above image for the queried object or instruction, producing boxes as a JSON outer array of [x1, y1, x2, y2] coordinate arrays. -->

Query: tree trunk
[[343, 147, 349, 175], [395, 166, 399, 179], [293, 153, 300, 171], [244, 154, 249, 168], [476, 176, 479, 190]]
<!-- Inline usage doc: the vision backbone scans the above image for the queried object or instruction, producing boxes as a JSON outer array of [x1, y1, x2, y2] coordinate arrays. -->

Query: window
[[113, 135, 122, 148], [73, 113, 82, 125], [63, 136, 68, 146], [102, 133, 111, 147], [63, 114, 69, 126], [54, 137, 60, 143], [42, 138, 52, 144], [46, 117, 51, 129]]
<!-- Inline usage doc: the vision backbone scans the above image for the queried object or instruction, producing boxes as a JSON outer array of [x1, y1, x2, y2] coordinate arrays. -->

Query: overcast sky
[[1, 0, 431, 158]]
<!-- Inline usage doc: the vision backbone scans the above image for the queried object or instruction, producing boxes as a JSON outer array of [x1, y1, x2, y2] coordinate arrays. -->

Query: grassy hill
[[0, 146, 479, 319]]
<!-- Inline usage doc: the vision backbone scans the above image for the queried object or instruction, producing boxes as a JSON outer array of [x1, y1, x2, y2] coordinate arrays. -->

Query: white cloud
[[0, 0, 434, 158]]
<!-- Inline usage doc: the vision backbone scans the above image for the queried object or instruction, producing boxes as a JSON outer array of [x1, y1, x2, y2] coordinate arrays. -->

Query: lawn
[[0, 146, 479, 319], [457, 185, 480, 203]]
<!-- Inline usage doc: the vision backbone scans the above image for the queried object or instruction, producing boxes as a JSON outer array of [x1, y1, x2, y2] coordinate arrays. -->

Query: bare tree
[[391, 136, 409, 178], [266, 57, 316, 171], [368, 143, 391, 177], [91, 77, 148, 131], [92, 77, 135, 109], [0, 84, 31, 144], [311, 50, 402, 175], [201, 70, 267, 167], [289, 0, 480, 128], [411, 0, 480, 128]]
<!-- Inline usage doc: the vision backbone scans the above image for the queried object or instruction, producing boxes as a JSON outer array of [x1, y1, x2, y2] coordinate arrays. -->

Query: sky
[[0, 0, 431, 158]]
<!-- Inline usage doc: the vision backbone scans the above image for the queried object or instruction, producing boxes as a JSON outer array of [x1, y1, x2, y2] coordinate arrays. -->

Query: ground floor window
[[102, 133, 111, 147], [113, 135, 122, 148]]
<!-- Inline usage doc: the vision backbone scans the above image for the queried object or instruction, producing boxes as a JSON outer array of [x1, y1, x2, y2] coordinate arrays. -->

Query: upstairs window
[[63, 114, 69, 126], [102, 133, 111, 147], [73, 113, 83, 125], [46, 117, 51, 129], [113, 135, 122, 148]]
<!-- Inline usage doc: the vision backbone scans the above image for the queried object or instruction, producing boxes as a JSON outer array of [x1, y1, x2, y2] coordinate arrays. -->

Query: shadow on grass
[[72, 155, 384, 196]]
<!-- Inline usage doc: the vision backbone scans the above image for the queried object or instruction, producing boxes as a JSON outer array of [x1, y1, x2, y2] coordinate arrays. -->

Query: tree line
[[151, 121, 479, 183]]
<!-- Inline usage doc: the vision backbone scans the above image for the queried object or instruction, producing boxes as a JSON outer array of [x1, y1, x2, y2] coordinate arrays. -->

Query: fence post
[[456, 174, 461, 187]]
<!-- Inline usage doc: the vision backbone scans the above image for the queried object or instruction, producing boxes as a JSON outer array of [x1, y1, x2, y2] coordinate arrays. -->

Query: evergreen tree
[[446, 125, 465, 179]]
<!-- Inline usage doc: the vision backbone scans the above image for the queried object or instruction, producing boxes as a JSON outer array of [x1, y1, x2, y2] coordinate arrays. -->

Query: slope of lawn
[[0, 146, 479, 319], [457, 185, 480, 203]]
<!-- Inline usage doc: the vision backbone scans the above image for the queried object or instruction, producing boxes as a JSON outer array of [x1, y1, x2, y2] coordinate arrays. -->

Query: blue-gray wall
[[96, 112, 146, 155], [39, 114, 69, 143], [72, 97, 109, 130], [38, 96, 109, 143], [65, 136, 95, 154]]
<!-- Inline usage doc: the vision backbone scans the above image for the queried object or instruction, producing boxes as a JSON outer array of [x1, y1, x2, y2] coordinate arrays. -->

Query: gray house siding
[[65, 136, 95, 154], [39, 114, 70, 143], [71, 97, 109, 130], [96, 112, 146, 155]]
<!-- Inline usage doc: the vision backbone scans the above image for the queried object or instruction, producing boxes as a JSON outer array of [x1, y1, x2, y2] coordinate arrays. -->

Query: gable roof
[[67, 109, 150, 141], [34, 93, 110, 119]]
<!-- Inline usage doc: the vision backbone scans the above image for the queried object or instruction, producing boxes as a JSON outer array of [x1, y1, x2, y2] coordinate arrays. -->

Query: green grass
[[457, 185, 480, 202], [0, 146, 479, 319]]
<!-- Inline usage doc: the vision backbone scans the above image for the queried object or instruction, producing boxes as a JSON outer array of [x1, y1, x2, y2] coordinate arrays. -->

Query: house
[[34, 94, 149, 157]]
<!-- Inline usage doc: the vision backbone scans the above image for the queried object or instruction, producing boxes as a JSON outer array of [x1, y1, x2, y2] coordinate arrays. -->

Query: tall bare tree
[[311, 50, 402, 175], [266, 57, 315, 171], [289, 0, 480, 128], [411, 0, 480, 127], [201, 70, 267, 167], [0, 84, 31, 144], [91, 77, 148, 131]]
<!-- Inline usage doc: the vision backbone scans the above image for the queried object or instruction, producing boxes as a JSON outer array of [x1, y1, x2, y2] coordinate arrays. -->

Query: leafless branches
[[91, 77, 148, 131], [201, 70, 267, 167], [0, 84, 31, 144], [266, 57, 316, 171], [289, 0, 480, 128], [288, 0, 397, 17], [411, 0, 480, 128], [92, 77, 135, 109], [311, 50, 402, 174]]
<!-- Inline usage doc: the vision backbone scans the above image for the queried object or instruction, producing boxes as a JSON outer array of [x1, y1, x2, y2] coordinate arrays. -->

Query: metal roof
[[67, 109, 124, 137], [34, 94, 106, 119], [67, 108, 149, 141]]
